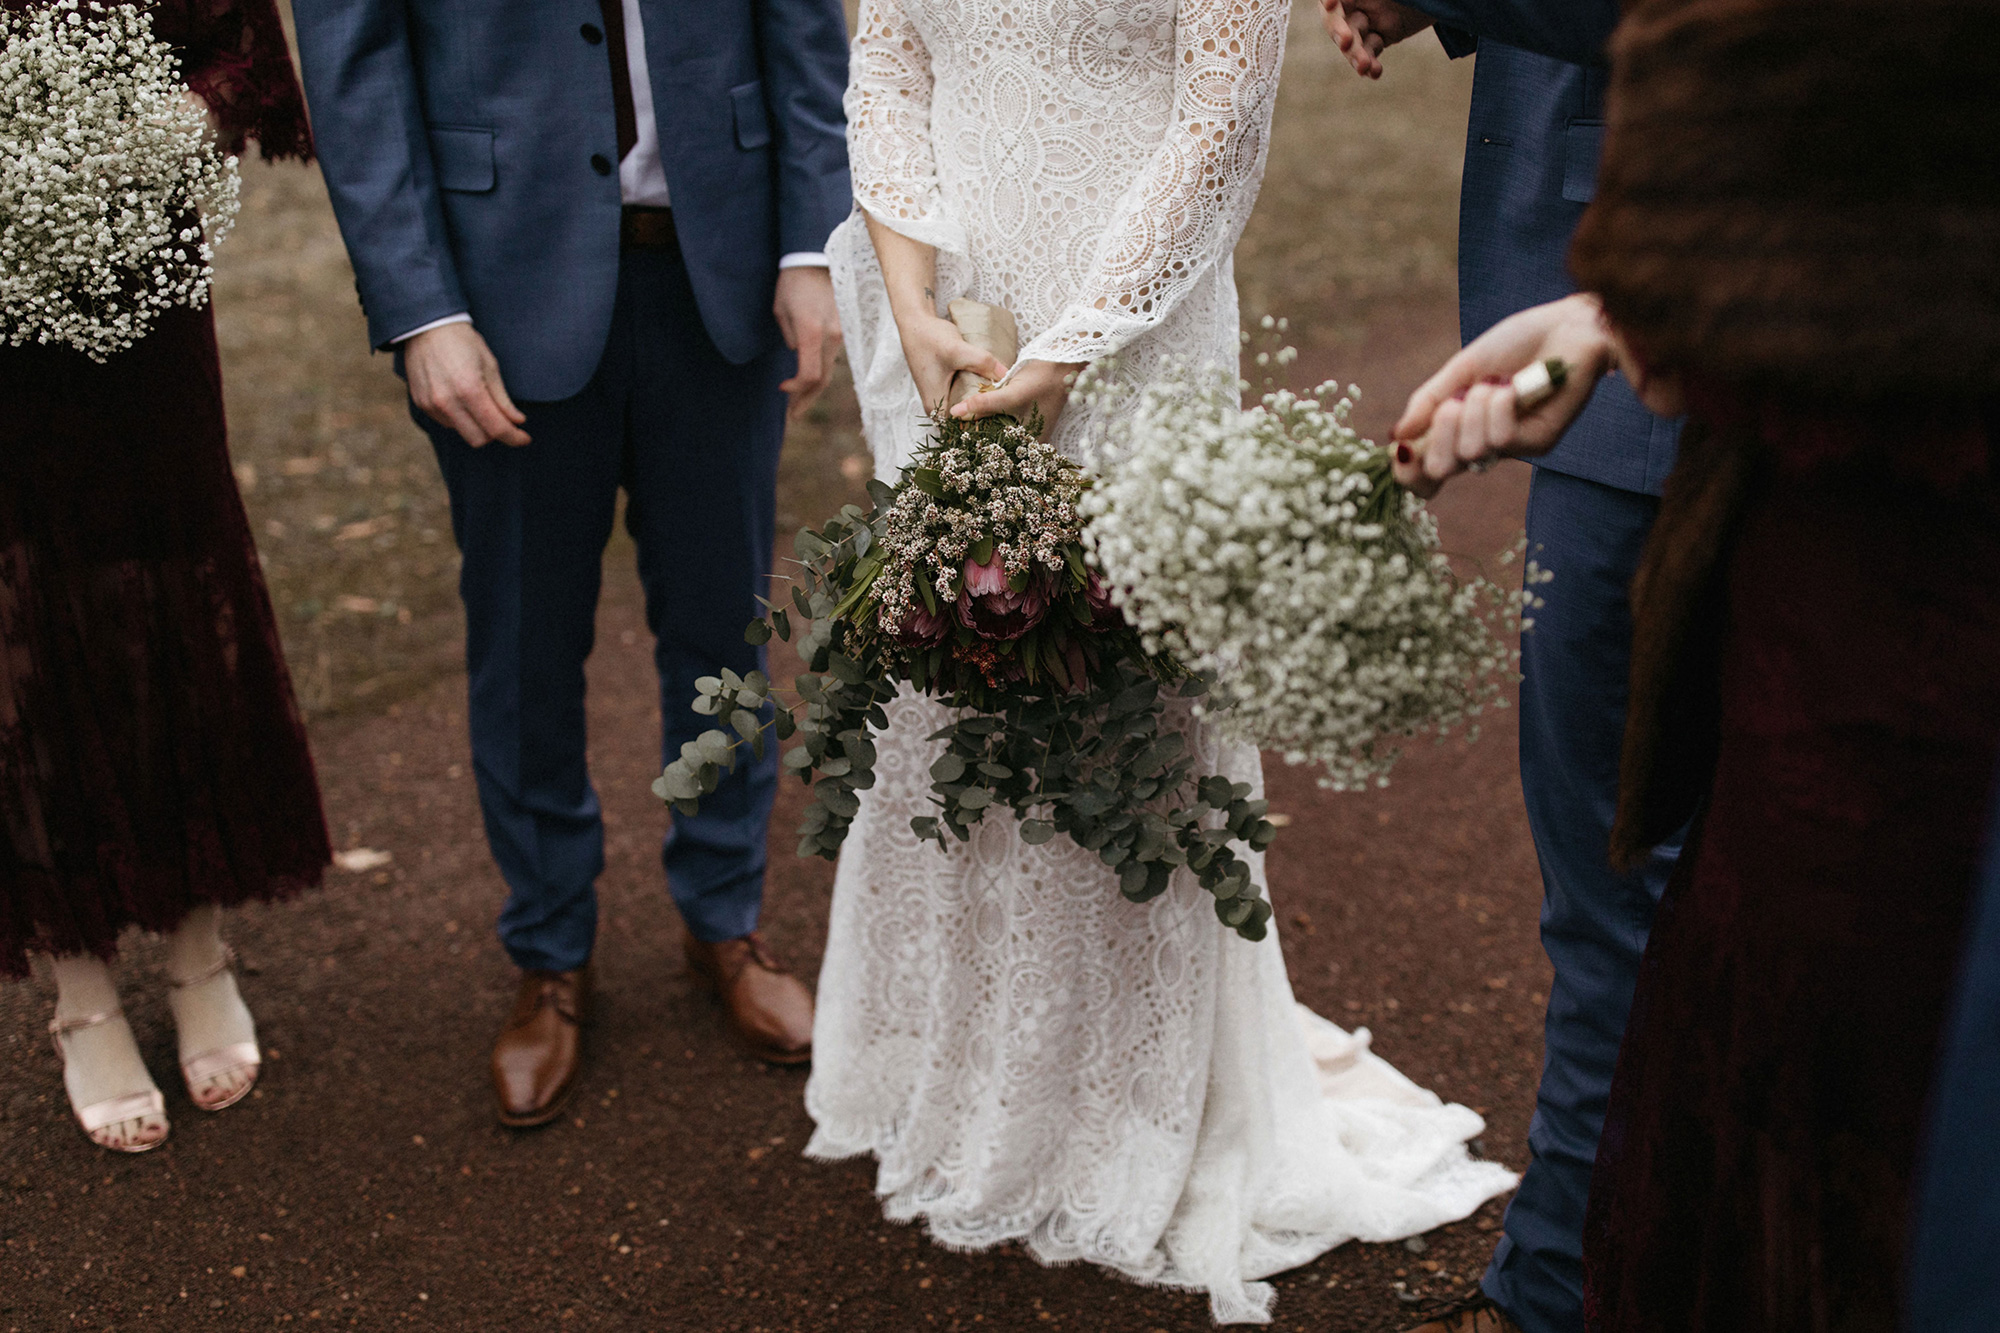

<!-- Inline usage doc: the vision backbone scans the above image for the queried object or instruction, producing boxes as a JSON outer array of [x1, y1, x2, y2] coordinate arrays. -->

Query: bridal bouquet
[[0, 0, 241, 359], [655, 407, 1279, 942], [1080, 336, 1528, 791]]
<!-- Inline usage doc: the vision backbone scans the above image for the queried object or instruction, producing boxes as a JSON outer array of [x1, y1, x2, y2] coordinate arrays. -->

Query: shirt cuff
[[390, 312, 472, 344], [778, 252, 830, 270]]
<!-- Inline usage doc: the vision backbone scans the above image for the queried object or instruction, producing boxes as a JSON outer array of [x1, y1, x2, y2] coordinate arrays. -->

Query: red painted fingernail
[[1479, 374, 1509, 386], [1394, 443, 1412, 465]]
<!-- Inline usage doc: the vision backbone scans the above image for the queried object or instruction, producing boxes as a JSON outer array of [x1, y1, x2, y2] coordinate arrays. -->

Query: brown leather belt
[[621, 205, 677, 251]]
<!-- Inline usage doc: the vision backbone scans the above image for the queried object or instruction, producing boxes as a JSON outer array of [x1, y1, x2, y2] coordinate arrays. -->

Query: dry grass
[[212, 3, 1471, 728]]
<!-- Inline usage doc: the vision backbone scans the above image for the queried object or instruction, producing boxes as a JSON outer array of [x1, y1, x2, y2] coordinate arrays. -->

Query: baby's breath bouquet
[[1081, 332, 1530, 791], [656, 406, 1279, 942], [0, 0, 241, 359]]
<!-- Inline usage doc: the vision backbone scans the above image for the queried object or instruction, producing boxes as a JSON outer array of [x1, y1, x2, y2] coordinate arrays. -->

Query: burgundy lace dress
[[0, 0, 326, 978], [1581, 400, 2000, 1332]]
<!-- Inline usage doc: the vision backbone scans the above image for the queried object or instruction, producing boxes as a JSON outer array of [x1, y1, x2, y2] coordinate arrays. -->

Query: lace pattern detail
[[840, 0, 1285, 372]]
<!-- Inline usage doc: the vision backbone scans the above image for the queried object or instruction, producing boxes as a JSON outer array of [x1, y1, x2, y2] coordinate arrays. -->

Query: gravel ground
[[0, 16, 1568, 1332]]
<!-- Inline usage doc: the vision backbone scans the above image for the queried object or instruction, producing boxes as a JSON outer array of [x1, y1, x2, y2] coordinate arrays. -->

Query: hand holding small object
[[941, 299, 1082, 436], [1389, 293, 1619, 498]]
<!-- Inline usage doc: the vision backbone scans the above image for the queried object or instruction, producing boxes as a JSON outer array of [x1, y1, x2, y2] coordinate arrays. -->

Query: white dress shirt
[[393, 1, 826, 345]]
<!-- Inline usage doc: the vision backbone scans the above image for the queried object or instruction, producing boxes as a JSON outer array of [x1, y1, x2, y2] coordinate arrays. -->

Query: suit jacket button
[[590, 153, 613, 176], [580, 22, 603, 43]]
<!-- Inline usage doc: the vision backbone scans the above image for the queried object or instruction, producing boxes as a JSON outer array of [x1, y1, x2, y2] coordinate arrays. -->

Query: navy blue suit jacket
[[1420, 4, 1681, 496], [293, 0, 852, 402]]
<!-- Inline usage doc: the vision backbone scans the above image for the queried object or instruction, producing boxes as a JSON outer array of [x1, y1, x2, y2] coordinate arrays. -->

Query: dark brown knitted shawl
[[1571, 0, 2000, 868]]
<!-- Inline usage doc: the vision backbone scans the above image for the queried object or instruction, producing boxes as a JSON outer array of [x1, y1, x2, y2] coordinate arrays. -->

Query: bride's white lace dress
[[808, 0, 1517, 1322]]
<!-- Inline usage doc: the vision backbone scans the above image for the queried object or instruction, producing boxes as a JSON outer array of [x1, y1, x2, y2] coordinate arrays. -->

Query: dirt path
[[0, 449, 1549, 1333], [0, 17, 1577, 1331]]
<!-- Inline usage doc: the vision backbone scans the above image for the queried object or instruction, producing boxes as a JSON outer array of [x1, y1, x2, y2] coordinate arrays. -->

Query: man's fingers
[[780, 324, 832, 415], [432, 396, 493, 449], [483, 363, 528, 428], [1325, 1, 1355, 49], [465, 386, 530, 447]]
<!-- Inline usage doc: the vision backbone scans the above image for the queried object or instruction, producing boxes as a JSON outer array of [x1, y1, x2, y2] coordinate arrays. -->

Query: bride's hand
[[951, 359, 1085, 435], [897, 311, 1010, 414]]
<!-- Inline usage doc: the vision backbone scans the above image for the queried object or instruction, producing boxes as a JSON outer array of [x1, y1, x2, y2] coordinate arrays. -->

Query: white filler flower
[[1081, 356, 1517, 790], [0, 0, 240, 359]]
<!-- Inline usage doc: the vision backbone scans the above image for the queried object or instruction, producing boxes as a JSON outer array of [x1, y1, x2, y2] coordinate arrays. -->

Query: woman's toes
[[95, 1110, 168, 1152], [192, 1065, 255, 1110]]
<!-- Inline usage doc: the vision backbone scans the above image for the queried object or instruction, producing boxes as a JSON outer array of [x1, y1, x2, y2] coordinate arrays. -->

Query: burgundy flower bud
[[1061, 636, 1092, 693], [1085, 570, 1123, 630], [889, 597, 951, 647]]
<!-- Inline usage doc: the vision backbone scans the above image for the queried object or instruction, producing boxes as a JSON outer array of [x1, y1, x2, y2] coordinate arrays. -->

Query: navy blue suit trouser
[[1907, 769, 2000, 1331], [418, 243, 784, 973], [1483, 467, 1681, 1333]]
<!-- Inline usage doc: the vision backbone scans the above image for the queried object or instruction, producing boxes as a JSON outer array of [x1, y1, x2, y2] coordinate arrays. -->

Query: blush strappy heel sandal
[[48, 1011, 170, 1153], [167, 947, 261, 1112]]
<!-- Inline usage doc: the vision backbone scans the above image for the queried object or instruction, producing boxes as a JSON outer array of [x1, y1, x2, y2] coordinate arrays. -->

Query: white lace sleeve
[[1013, 0, 1288, 369], [845, 0, 967, 254]]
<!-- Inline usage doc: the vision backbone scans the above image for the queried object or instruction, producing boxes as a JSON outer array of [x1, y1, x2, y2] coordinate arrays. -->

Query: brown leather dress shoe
[[1403, 1292, 1523, 1333], [684, 933, 813, 1064], [491, 966, 590, 1128]]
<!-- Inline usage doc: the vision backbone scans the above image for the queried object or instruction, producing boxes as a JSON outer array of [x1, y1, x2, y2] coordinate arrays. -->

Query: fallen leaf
[[333, 848, 392, 872], [334, 516, 394, 543]]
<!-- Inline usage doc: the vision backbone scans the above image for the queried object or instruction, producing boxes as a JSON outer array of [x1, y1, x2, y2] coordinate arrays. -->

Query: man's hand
[[1390, 293, 1615, 497], [405, 322, 530, 448], [1321, 0, 1433, 79], [775, 266, 842, 421]]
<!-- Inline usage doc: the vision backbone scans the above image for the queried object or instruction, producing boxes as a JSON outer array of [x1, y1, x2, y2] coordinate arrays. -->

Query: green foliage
[[651, 412, 1278, 942]]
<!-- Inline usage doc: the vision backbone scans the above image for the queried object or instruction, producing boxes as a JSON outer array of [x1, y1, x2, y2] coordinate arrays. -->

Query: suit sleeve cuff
[[778, 252, 830, 270], [389, 312, 472, 344]]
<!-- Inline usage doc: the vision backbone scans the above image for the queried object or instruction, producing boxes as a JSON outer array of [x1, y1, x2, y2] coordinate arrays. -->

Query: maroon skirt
[[1582, 410, 2000, 1331], [0, 304, 330, 977]]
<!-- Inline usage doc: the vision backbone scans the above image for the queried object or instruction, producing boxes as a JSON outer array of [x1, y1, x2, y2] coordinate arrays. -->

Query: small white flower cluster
[[872, 418, 1087, 629], [1081, 357, 1516, 790], [0, 0, 240, 360]]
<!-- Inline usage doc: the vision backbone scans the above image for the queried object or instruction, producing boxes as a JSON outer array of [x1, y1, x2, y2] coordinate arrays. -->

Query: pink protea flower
[[957, 553, 1048, 641]]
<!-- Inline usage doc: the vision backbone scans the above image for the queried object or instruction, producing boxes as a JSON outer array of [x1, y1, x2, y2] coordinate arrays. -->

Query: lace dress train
[[808, 0, 1516, 1321]]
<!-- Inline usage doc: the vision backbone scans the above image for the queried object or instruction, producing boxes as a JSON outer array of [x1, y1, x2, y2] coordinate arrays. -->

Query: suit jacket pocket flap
[[730, 82, 771, 150], [429, 126, 496, 193], [1563, 120, 1604, 204]]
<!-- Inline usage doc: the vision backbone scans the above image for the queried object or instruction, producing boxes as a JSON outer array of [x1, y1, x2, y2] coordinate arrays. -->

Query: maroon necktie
[[597, 0, 639, 162]]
